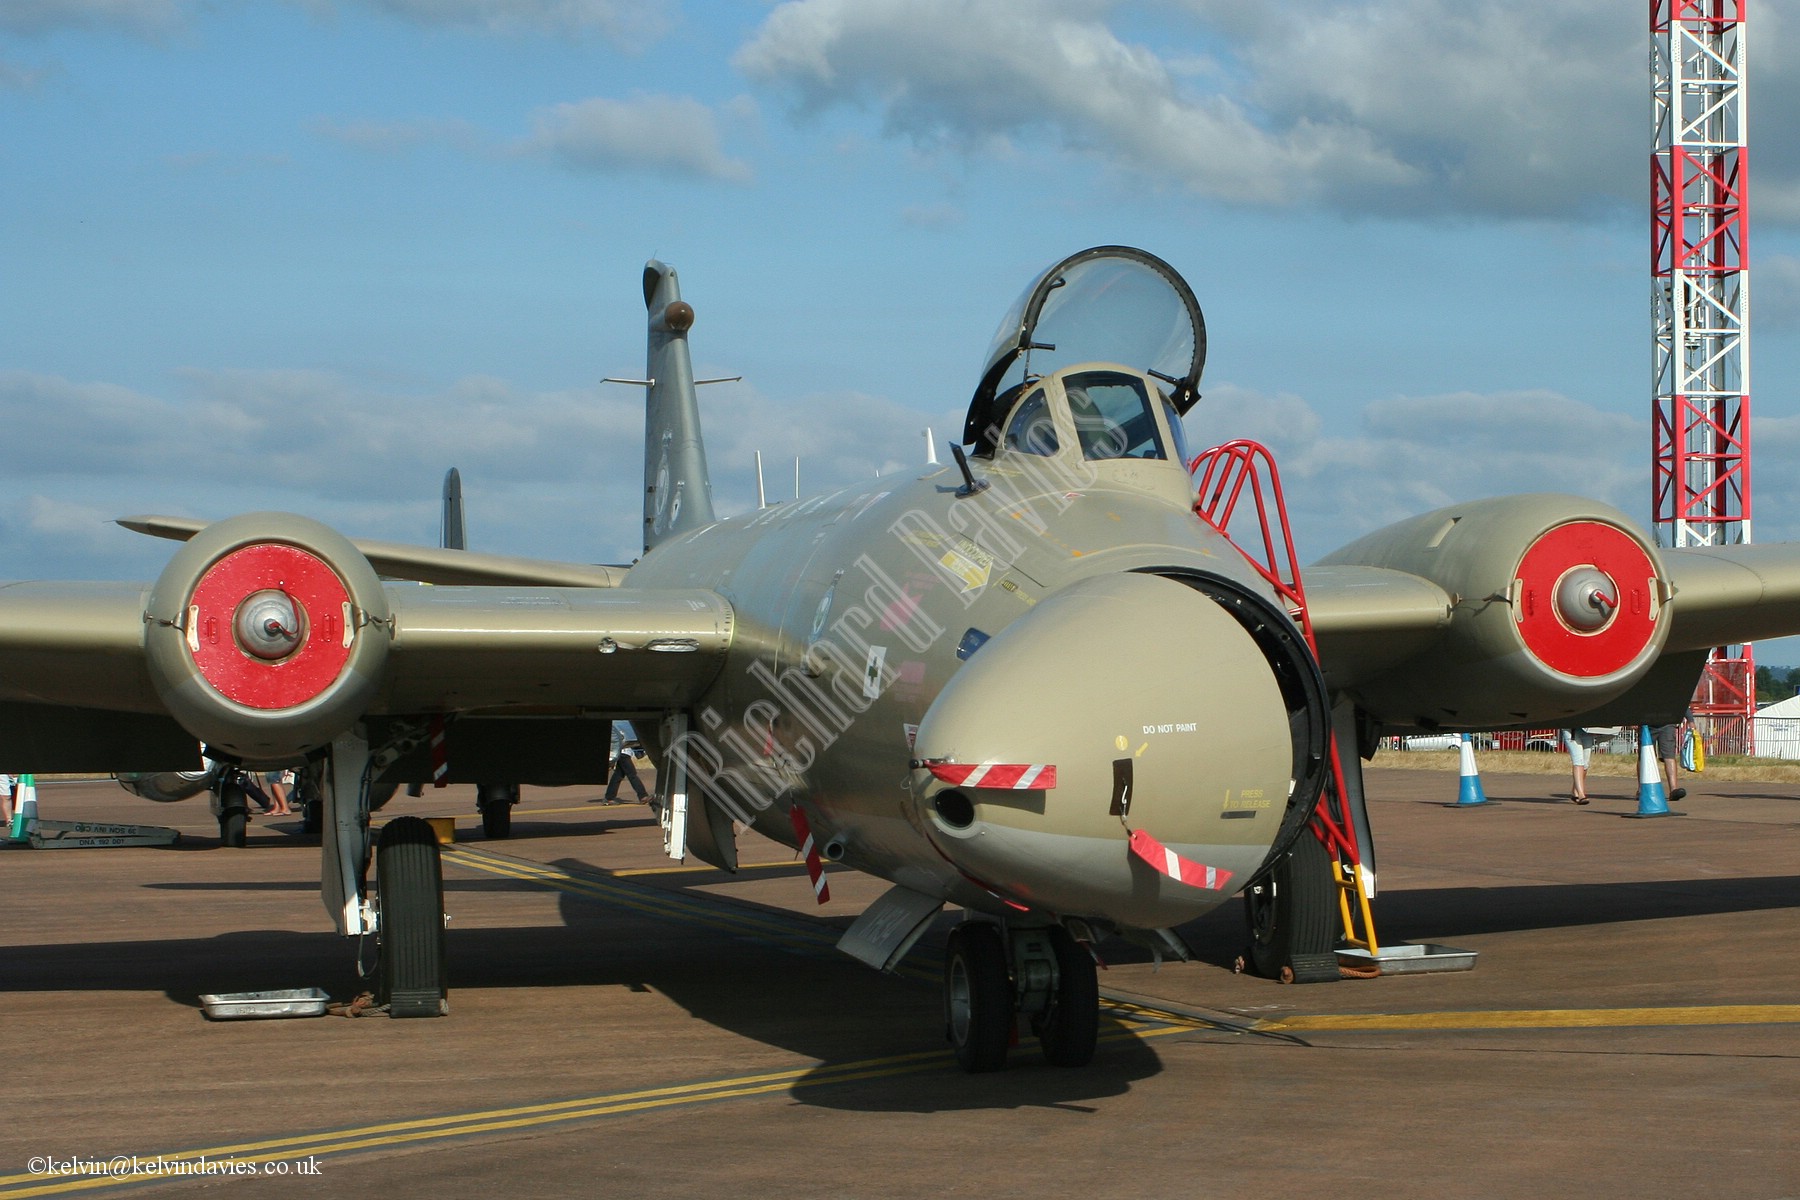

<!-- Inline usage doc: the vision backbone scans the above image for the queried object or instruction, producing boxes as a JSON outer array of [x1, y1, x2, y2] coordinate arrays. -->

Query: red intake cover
[[1513, 521, 1658, 679], [187, 543, 354, 710]]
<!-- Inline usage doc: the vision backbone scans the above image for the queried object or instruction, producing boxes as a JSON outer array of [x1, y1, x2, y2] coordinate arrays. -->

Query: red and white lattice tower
[[1652, 0, 1755, 751]]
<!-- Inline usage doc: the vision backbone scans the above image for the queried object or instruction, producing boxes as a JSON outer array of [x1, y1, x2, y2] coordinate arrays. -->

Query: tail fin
[[441, 468, 466, 551], [641, 260, 716, 552]]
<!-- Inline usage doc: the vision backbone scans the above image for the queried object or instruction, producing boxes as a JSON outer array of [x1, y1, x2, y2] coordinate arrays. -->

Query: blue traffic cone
[[1632, 726, 1670, 818], [1454, 734, 1490, 807], [7, 773, 38, 841]]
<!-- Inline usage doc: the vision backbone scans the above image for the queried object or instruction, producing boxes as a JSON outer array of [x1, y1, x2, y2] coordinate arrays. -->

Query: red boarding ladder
[[1189, 441, 1380, 963]]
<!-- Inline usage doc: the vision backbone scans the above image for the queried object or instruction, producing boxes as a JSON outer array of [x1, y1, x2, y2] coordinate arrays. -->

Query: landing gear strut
[[943, 920, 1099, 1072]]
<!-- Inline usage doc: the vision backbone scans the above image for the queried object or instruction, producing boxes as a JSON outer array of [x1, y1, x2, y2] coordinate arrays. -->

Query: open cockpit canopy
[[963, 246, 1206, 452]]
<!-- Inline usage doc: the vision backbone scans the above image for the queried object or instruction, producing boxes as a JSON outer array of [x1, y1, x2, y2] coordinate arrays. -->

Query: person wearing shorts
[[1564, 729, 1601, 804], [1652, 722, 1690, 802]]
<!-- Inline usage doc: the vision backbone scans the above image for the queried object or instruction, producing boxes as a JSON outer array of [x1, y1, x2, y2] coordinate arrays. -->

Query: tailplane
[[639, 260, 717, 552]]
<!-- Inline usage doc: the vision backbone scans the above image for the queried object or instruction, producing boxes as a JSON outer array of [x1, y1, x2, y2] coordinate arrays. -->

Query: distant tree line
[[1756, 665, 1800, 704]]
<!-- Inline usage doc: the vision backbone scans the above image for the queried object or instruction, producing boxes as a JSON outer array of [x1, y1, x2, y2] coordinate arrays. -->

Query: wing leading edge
[[119, 515, 628, 589], [0, 575, 734, 767]]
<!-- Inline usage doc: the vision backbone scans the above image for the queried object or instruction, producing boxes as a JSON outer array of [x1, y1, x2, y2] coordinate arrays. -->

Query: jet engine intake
[[142, 513, 391, 761]]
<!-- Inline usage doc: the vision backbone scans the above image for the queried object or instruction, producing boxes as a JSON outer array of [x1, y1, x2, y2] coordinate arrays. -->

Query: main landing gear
[[944, 920, 1099, 1073], [476, 783, 519, 839], [214, 772, 254, 848], [373, 815, 449, 1017], [1241, 831, 1339, 984], [321, 732, 449, 1018]]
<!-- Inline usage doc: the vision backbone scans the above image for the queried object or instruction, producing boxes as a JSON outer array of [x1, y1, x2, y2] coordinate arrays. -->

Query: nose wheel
[[943, 921, 1099, 1072], [945, 923, 1011, 1072], [1033, 925, 1099, 1067]]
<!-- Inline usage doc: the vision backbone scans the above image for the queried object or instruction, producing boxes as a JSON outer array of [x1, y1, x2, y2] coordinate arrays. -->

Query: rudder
[[641, 260, 716, 552]]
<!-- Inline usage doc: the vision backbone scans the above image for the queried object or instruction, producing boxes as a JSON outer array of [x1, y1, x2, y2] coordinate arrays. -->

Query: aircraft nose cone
[[912, 572, 1300, 928]]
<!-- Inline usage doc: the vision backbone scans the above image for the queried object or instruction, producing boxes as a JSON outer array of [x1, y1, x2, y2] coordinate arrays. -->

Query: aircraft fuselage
[[626, 369, 1325, 935]]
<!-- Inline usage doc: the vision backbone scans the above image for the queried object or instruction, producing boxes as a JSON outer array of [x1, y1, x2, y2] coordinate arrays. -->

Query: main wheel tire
[[376, 816, 448, 1017], [1244, 830, 1336, 979], [944, 922, 1012, 1073], [218, 807, 248, 848], [301, 798, 322, 836], [477, 783, 516, 840], [1036, 926, 1099, 1068], [217, 778, 250, 848]]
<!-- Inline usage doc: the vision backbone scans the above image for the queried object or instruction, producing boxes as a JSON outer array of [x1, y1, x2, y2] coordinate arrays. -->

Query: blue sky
[[6, 0, 1800, 656]]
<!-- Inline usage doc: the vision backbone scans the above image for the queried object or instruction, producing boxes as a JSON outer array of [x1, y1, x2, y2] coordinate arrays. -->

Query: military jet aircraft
[[5, 246, 1800, 1071]]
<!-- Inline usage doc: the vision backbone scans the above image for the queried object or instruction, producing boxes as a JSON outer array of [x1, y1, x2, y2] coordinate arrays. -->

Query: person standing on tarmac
[[1653, 719, 1691, 803], [601, 723, 651, 805], [1563, 729, 1601, 804]]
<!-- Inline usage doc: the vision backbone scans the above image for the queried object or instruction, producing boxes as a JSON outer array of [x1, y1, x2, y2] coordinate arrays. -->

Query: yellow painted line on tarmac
[[441, 846, 841, 957], [1256, 1004, 1800, 1033], [383, 803, 642, 823], [0, 1019, 1198, 1198]]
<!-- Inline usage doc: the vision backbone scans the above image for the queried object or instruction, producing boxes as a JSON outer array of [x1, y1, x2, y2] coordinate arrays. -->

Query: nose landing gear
[[943, 920, 1099, 1073]]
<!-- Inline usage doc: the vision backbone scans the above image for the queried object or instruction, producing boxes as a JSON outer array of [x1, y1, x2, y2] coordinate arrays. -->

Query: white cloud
[[521, 94, 754, 183], [898, 202, 963, 231], [734, 0, 1788, 222], [737, 0, 1414, 209], [308, 97, 754, 184], [308, 116, 485, 156], [1193, 383, 1649, 556], [1217, 0, 1642, 219], [290, 0, 672, 45], [0, 368, 957, 577], [1755, 255, 1800, 333], [0, 0, 187, 36], [691, 381, 959, 517], [0, 369, 655, 574], [0, 59, 51, 90], [1, 0, 674, 44]]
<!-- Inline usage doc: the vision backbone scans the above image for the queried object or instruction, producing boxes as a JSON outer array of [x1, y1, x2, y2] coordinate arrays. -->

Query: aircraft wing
[[0, 569, 732, 768], [1305, 515, 1800, 731], [1304, 565, 1454, 688], [118, 515, 627, 588], [1307, 542, 1800, 684], [1658, 543, 1800, 651]]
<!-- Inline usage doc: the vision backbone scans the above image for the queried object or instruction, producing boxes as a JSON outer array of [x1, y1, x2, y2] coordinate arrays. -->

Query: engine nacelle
[[116, 769, 217, 803], [1319, 494, 1672, 729], [142, 513, 391, 761]]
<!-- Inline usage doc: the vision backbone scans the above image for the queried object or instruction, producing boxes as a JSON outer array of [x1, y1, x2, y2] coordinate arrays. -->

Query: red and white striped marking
[[1128, 828, 1232, 891], [429, 715, 449, 788], [789, 806, 830, 904], [925, 761, 1057, 790]]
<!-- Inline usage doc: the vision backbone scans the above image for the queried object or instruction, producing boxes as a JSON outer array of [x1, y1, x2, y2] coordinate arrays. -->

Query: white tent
[[1752, 694, 1800, 759]]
